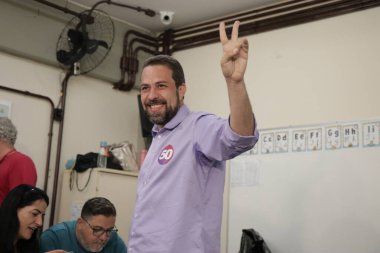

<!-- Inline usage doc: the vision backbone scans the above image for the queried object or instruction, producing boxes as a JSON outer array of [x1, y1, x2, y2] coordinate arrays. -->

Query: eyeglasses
[[83, 219, 118, 237]]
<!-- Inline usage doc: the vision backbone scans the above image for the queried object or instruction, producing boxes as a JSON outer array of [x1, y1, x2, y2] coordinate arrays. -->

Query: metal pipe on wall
[[167, 0, 380, 54], [113, 30, 158, 91], [32, 0, 81, 17], [116, 0, 380, 89], [0, 85, 55, 194], [49, 71, 72, 226], [22, 0, 380, 91]]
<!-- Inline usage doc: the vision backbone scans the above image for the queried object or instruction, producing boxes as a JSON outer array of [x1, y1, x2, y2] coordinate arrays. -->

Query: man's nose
[[147, 86, 159, 100]]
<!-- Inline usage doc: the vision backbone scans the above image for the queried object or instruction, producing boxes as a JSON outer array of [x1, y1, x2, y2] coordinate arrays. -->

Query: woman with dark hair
[[0, 184, 64, 253]]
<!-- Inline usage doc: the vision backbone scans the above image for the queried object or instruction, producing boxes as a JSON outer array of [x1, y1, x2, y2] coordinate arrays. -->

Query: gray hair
[[0, 117, 17, 146]]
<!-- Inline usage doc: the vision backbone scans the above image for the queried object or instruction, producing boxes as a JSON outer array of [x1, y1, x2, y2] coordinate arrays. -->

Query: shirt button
[[158, 135, 161, 139], [144, 181, 148, 185]]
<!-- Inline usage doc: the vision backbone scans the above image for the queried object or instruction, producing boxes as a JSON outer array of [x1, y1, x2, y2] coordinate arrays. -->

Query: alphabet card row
[[246, 119, 379, 155]]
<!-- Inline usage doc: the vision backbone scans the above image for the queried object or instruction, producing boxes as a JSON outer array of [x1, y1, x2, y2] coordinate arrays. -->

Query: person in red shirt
[[0, 117, 37, 205]]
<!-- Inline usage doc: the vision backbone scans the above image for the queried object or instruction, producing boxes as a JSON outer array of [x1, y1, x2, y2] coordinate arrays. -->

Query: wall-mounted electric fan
[[56, 9, 114, 75]]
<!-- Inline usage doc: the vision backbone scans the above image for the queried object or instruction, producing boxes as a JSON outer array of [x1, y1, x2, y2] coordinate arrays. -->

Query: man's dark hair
[[142, 55, 186, 88], [81, 197, 116, 220], [0, 184, 49, 253]]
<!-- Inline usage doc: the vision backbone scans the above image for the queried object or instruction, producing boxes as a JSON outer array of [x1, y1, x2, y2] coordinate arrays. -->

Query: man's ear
[[178, 84, 186, 100], [77, 217, 84, 224]]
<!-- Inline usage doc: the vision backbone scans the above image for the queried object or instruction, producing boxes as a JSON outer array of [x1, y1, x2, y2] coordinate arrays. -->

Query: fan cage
[[56, 9, 115, 74]]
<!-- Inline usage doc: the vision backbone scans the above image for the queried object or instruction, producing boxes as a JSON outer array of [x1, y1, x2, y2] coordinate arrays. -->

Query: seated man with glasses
[[40, 197, 127, 253]]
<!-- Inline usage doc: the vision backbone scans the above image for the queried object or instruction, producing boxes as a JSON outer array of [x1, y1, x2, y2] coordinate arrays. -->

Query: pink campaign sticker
[[158, 145, 174, 165]]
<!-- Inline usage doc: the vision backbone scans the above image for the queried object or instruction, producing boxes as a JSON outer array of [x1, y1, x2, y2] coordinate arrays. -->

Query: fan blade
[[97, 40, 109, 49], [56, 50, 72, 65], [57, 48, 86, 66], [84, 40, 108, 54], [85, 40, 99, 54]]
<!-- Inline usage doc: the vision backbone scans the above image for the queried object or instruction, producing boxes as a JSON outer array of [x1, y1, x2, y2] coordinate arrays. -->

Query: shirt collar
[[0, 148, 16, 163], [152, 105, 190, 136]]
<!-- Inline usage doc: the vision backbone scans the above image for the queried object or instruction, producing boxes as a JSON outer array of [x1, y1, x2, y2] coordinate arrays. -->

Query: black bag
[[73, 152, 98, 173], [70, 152, 123, 192], [73, 152, 123, 173], [239, 228, 272, 253]]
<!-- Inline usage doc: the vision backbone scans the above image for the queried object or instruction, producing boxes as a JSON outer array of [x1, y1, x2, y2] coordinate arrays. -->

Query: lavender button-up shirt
[[128, 105, 259, 253]]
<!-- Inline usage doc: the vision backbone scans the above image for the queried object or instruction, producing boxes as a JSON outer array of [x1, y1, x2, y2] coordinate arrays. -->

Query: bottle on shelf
[[97, 141, 108, 168]]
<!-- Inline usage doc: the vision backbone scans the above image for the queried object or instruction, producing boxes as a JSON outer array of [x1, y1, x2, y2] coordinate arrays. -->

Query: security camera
[[160, 11, 174, 25]]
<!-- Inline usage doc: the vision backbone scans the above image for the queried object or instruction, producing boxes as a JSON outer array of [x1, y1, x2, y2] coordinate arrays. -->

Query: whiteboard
[[228, 120, 380, 253]]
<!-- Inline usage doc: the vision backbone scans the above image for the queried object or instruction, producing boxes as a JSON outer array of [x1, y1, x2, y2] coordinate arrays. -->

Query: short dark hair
[[81, 197, 116, 220], [142, 55, 186, 88], [0, 184, 49, 253]]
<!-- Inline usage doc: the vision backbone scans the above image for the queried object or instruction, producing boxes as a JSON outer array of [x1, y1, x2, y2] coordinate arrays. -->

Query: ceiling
[[65, 0, 282, 33]]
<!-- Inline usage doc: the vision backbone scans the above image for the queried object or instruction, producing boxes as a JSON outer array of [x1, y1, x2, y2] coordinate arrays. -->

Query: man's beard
[[77, 230, 106, 252], [144, 92, 180, 126]]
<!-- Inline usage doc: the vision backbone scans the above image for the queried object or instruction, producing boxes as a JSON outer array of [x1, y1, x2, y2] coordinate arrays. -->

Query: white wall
[[173, 7, 380, 253], [177, 8, 380, 127]]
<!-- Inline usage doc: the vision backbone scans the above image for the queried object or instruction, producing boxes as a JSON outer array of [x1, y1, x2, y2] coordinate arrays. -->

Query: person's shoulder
[[190, 111, 216, 120], [178, 106, 226, 130], [180, 110, 225, 130], [40, 221, 78, 251], [13, 151, 31, 158], [190, 111, 224, 124], [191, 110, 212, 116], [43, 220, 75, 234], [107, 233, 127, 249], [180, 105, 214, 119], [10, 151, 35, 164], [111, 232, 126, 243]]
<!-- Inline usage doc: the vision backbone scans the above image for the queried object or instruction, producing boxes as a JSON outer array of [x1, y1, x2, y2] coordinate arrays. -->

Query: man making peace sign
[[128, 21, 259, 253]]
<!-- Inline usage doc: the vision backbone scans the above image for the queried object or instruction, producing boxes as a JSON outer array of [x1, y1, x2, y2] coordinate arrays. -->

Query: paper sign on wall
[[261, 132, 274, 154], [0, 100, 11, 118], [363, 122, 380, 147], [342, 124, 359, 148], [275, 131, 289, 153], [242, 118, 379, 156], [307, 128, 322, 151], [325, 125, 341, 150], [292, 130, 306, 152]]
